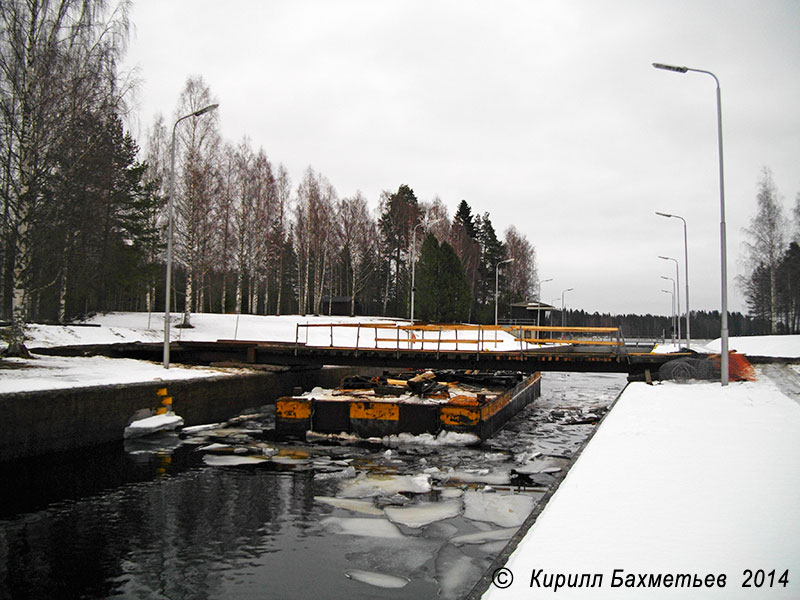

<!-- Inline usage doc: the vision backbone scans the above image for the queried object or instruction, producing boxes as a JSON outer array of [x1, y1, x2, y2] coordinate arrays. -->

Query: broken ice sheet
[[384, 500, 462, 528], [463, 491, 534, 527], [344, 536, 442, 580], [202, 454, 270, 467], [337, 473, 432, 498], [344, 569, 409, 589], [450, 527, 518, 545], [314, 496, 384, 516], [321, 516, 406, 539], [436, 544, 487, 600], [440, 468, 511, 485]]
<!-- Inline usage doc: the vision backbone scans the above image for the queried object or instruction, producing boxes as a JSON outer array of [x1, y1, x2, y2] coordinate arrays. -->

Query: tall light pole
[[656, 211, 690, 349], [653, 61, 728, 385], [662, 288, 675, 343], [537, 278, 553, 329], [561, 287, 574, 328], [410, 217, 442, 322], [164, 103, 219, 369], [661, 276, 677, 343], [659, 255, 681, 344], [495, 258, 515, 326]]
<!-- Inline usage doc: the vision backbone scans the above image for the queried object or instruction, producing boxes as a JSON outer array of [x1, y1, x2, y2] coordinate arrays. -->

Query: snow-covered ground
[[0, 354, 227, 393], [2, 313, 797, 396], [483, 372, 800, 599]]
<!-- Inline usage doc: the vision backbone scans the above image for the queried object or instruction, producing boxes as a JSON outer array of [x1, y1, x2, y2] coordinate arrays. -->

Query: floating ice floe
[[313, 466, 357, 481], [202, 454, 270, 467], [314, 496, 384, 516], [123, 413, 184, 439], [439, 468, 511, 485], [344, 569, 410, 589], [439, 488, 464, 499], [181, 423, 222, 434], [382, 431, 481, 447], [338, 473, 432, 498], [321, 516, 406, 539], [436, 544, 483, 600], [463, 491, 535, 527], [450, 527, 518, 545], [384, 500, 462, 528]]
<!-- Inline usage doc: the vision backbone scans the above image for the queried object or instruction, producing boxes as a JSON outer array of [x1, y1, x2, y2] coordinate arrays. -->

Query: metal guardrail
[[293, 323, 630, 363]]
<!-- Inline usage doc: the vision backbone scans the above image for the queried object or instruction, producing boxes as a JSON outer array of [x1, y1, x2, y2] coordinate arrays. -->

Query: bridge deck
[[36, 323, 696, 376]]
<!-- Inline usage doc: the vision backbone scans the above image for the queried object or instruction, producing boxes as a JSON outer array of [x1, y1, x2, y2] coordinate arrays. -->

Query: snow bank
[[0, 355, 223, 394], [484, 377, 800, 599], [704, 334, 800, 358]]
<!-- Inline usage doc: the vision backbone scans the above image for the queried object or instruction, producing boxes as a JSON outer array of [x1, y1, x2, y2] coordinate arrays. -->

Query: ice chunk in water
[[478, 540, 509, 554], [313, 466, 356, 481], [123, 413, 183, 439], [344, 569, 409, 589], [314, 496, 384, 516], [450, 527, 518, 545], [202, 454, 269, 467], [321, 516, 406, 539], [338, 473, 432, 498], [384, 500, 462, 528], [435, 544, 483, 600], [463, 491, 534, 527], [443, 469, 511, 485], [439, 488, 464, 499]]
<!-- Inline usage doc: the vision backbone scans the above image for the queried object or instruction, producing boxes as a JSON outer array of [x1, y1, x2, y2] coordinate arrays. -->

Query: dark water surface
[[0, 372, 626, 599]]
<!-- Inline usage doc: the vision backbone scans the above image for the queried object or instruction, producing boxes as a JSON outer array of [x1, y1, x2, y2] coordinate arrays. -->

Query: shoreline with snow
[[480, 372, 800, 599], [2, 313, 798, 396]]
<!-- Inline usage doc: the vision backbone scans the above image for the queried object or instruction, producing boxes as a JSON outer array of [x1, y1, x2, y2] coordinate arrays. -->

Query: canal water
[[0, 372, 626, 599]]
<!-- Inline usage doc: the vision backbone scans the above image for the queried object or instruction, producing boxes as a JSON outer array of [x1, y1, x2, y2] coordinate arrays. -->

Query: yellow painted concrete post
[[156, 386, 172, 415]]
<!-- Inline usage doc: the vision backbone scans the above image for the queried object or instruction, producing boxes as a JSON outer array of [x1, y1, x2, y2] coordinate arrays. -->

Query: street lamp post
[[561, 287, 574, 328], [164, 103, 219, 369], [537, 278, 553, 329], [495, 258, 515, 326], [653, 61, 728, 385], [656, 211, 690, 349], [662, 288, 675, 343], [410, 217, 442, 322], [659, 256, 681, 344], [661, 276, 677, 343]]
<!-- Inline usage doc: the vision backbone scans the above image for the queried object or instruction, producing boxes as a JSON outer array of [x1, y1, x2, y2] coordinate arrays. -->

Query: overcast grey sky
[[123, 0, 800, 317]]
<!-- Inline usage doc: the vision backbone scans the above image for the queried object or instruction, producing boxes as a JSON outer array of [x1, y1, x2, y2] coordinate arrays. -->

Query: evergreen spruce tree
[[416, 234, 471, 322]]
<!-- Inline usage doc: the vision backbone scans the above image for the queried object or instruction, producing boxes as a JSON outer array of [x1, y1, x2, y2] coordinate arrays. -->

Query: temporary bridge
[[157, 322, 688, 377]]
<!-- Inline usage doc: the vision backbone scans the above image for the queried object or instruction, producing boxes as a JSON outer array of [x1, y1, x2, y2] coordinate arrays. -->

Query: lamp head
[[655, 211, 672, 218], [193, 103, 219, 117], [653, 63, 688, 74]]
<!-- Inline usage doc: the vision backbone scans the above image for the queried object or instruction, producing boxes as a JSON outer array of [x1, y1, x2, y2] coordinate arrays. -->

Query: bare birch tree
[[740, 167, 788, 333], [337, 191, 379, 315], [504, 225, 538, 303], [173, 76, 220, 327], [1, 0, 131, 356]]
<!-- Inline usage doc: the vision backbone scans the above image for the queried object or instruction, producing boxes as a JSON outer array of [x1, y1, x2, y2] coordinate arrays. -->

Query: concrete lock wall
[[0, 366, 380, 462]]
